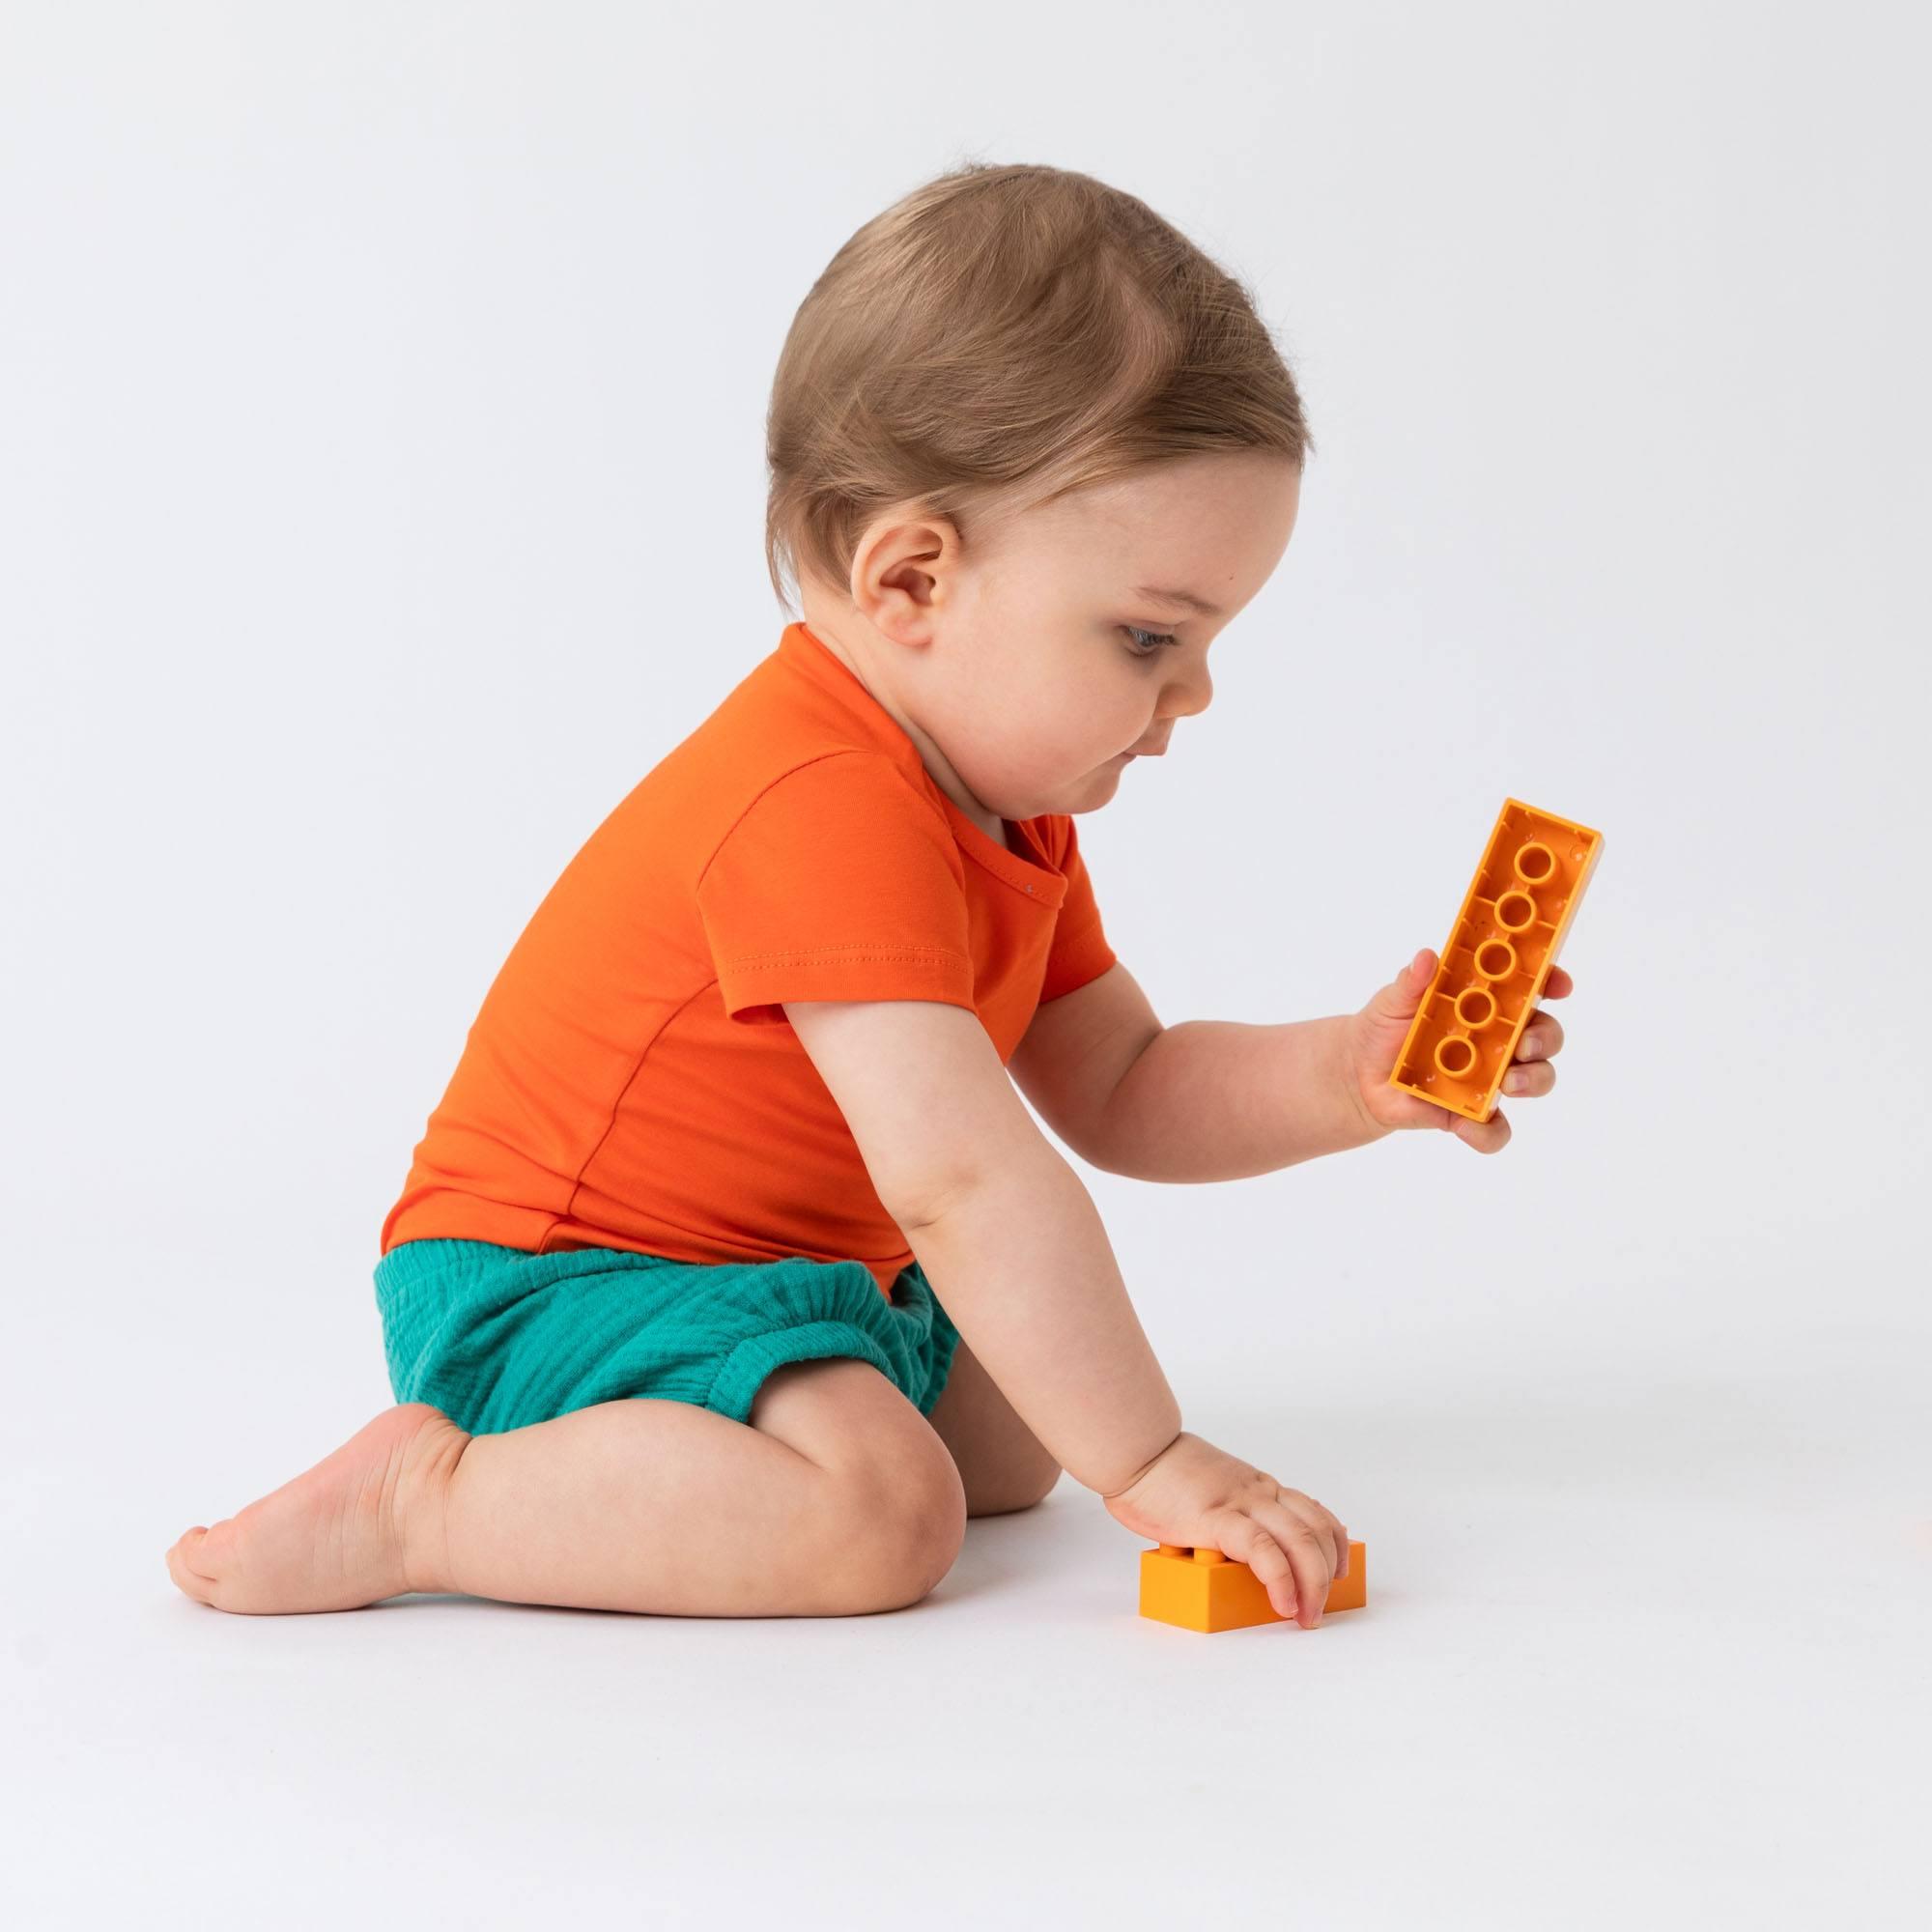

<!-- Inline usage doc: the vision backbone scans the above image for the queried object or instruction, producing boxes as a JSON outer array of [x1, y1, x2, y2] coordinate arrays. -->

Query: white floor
[[12, 1252, 1926, 1931]]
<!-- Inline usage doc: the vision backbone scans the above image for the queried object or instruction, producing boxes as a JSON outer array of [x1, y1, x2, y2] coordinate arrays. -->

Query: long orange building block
[[1140, 1540, 1368, 1633], [1390, 798, 1604, 1124]]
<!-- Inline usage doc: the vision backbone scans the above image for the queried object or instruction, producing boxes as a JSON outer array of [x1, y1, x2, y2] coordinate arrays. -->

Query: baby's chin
[[982, 753, 1128, 818], [1062, 757, 1131, 805]]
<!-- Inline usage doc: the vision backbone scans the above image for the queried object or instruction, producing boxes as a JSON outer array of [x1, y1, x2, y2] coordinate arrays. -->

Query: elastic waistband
[[374, 1236, 537, 1286]]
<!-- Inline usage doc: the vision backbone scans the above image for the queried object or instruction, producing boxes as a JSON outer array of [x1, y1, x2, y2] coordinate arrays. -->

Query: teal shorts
[[372, 1236, 961, 1437]]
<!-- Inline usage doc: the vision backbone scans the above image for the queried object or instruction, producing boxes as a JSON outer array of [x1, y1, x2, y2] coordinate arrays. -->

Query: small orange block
[[1390, 798, 1604, 1124], [1139, 1540, 1368, 1633]]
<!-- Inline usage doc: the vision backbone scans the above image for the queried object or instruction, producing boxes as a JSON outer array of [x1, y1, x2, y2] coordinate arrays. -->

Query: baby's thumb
[[1372, 949, 1435, 1020]]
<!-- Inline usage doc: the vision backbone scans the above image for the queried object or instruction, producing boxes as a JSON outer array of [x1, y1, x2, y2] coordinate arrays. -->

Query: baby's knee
[[833, 1446, 967, 1612]]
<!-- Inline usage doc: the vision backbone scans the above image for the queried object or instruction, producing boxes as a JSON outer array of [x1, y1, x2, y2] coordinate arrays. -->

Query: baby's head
[[766, 161, 1307, 825]]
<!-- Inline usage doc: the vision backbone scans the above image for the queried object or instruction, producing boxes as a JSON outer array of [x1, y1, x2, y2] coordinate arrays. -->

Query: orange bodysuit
[[380, 621, 1118, 1299]]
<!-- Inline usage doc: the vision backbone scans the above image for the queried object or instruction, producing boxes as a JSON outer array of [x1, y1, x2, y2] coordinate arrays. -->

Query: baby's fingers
[[1500, 1059, 1556, 1099], [1217, 1521, 1306, 1624], [1293, 1491, 1350, 1578], [1218, 1511, 1333, 1629], [1264, 1499, 1349, 1627]]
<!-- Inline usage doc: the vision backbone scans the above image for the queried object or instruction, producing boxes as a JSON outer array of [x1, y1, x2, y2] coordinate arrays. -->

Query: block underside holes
[[1395, 807, 1593, 1110]]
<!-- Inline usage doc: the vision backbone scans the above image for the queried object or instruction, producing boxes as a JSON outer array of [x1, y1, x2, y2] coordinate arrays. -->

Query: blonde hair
[[763, 160, 1311, 614]]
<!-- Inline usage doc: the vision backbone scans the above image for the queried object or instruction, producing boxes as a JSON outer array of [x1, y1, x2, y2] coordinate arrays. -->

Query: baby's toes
[[166, 1526, 217, 1605]]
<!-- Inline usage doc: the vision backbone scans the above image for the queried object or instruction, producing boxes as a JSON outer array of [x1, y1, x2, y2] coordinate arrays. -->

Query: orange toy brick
[[1139, 1541, 1368, 1633], [1390, 798, 1603, 1124]]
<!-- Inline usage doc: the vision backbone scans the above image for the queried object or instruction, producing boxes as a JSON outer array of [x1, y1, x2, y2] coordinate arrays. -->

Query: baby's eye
[[1122, 625, 1179, 656]]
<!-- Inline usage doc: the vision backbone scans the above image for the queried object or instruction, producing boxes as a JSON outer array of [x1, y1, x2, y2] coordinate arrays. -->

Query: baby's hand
[[1343, 948, 1574, 1154], [1101, 1430, 1349, 1629]]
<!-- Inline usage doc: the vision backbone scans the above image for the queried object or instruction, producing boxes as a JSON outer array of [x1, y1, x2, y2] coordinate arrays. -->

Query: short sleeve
[[1037, 811, 1118, 1004], [696, 753, 977, 1027]]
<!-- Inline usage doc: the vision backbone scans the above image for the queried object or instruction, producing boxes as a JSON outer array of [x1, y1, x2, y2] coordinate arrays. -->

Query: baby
[[166, 160, 1571, 1627]]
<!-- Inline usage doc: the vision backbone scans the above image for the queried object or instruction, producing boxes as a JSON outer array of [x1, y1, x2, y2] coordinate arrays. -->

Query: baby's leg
[[434, 1357, 968, 1615], [165, 1357, 968, 1618]]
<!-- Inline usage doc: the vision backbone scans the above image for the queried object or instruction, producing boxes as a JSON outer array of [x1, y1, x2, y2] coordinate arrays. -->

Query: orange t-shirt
[[379, 620, 1119, 1298]]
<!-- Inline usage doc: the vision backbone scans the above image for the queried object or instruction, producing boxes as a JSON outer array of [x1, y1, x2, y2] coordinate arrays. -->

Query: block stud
[[1514, 840, 1555, 884], [1475, 938, 1518, 980], [1495, 889, 1537, 932], [1454, 985, 1496, 1030]]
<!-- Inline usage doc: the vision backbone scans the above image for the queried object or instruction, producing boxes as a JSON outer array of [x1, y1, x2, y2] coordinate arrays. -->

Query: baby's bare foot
[[165, 1403, 469, 1614]]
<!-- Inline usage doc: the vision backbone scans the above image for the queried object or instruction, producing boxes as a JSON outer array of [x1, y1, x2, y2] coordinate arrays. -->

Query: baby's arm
[[785, 997, 1349, 1622], [1023, 950, 1576, 1177], [786, 996, 1178, 1493]]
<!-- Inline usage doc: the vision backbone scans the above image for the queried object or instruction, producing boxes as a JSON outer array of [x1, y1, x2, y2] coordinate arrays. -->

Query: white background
[[6, 2, 1927, 1926]]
